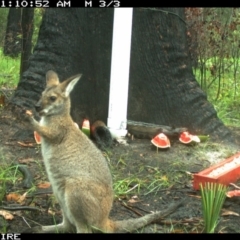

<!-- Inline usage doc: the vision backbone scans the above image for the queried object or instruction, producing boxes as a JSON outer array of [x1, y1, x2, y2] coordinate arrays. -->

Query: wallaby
[[25, 70, 179, 233]]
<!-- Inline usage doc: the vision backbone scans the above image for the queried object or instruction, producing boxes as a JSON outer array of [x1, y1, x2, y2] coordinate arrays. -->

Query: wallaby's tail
[[113, 211, 164, 233], [108, 199, 185, 233]]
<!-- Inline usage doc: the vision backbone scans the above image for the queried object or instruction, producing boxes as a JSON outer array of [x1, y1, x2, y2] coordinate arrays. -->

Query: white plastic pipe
[[107, 8, 133, 137]]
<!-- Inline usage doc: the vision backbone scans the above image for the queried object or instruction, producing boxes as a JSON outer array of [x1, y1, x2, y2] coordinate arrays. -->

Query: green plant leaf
[[200, 182, 227, 233]]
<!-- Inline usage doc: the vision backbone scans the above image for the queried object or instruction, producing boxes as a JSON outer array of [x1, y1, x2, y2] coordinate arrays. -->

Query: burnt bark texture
[[9, 8, 234, 143], [10, 8, 113, 125], [20, 9, 34, 78], [4, 8, 22, 57]]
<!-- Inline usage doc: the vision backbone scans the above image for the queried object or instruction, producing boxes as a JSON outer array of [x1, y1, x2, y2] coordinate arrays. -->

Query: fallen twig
[[156, 217, 201, 225], [124, 184, 139, 194], [121, 198, 186, 223], [17, 142, 35, 148], [152, 198, 186, 223], [130, 205, 152, 214], [120, 201, 143, 217], [26, 188, 53, 197], [230, 183, 240, 190], [127, 120, 187, 139], [22, 216, 31, 228], [1, 205, 41, 211]]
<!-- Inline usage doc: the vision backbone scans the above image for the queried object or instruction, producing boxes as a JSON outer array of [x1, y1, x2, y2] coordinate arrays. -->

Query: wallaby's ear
[[46, 70, 60, 87], [61, 74, 82, 97]]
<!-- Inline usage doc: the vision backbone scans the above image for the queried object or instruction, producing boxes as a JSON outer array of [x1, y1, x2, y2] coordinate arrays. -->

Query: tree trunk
[[10, 8, 114, 122], [9, 8, 235, 143], [4, 8, 22, 57], [128, 8, 232, 141], [20, 9, 34, 79]]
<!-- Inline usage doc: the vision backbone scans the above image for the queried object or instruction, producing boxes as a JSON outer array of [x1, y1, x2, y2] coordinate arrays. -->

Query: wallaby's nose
[[35, 102, 42, 112]]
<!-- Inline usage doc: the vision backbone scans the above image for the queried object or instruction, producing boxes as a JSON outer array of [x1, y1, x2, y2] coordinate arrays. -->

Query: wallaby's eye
[[49, 96, 56, 102]]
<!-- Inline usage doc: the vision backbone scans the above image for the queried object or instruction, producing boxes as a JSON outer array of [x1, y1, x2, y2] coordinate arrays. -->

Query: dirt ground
[[1, 109, 240, 233]]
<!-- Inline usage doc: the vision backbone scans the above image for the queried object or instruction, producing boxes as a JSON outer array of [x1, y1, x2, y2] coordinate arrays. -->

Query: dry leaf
[[18, 158, 34, 164], [0, 210, 14, 220], [6, 192, 27, 204], [221, 209, 239, 217], [17, 192, 27, 204], [17, 142, 34, 147], [37, 182, 51, 189], [188, 194, 201, 199], [6, 193, 21, 202], [128, 199, 139, 204], [128, 195, 140, 203]]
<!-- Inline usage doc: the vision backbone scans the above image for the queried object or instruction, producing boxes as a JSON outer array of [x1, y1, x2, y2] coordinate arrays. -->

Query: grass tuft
[[200, 182, 227, 233]]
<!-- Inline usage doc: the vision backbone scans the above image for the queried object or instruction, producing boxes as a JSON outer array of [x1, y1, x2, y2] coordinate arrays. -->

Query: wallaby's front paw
[[24, 110, 35, 124], [21, 109, 33, 124], [26, 110, 33, 117]]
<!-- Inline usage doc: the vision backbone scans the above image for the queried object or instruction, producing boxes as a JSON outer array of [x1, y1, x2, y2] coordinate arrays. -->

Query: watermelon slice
[[34, 131, 41, 144], [226, 190, 240, 198], [151, 133, 170, 148], [81, 119, 90, 137], [179, 131, 200, 144]]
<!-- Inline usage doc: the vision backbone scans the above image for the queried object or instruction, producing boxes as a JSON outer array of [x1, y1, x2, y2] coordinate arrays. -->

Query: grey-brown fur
[[25, 70, 175, 233]]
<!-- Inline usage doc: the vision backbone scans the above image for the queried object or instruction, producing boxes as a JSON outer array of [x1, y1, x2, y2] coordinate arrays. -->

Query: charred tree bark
[[128, 8, 233, 143], [10, 8, 113, 123], [9, 8, 234, 143], [4, 8, 22, 57], [20, 9, 34, 79]]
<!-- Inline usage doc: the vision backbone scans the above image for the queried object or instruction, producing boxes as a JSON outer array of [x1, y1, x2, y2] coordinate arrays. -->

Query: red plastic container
[[193, 152, 240, 190]]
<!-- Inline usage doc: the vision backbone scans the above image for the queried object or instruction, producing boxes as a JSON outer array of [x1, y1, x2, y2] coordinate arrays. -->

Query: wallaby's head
[[35, 70, 82, 117]]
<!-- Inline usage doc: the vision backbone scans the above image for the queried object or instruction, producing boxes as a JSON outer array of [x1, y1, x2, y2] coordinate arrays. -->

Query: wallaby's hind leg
[[24, 212, 75, 233], [64, 179, 113, 233], [75, 223, 92, 233], [40, 217, 76, 233]]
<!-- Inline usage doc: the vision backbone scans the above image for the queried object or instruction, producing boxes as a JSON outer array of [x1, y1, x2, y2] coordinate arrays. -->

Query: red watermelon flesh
[[34, 131, 41, 144], [151, 133, 170, 148], [179, 131, 200, 144]]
